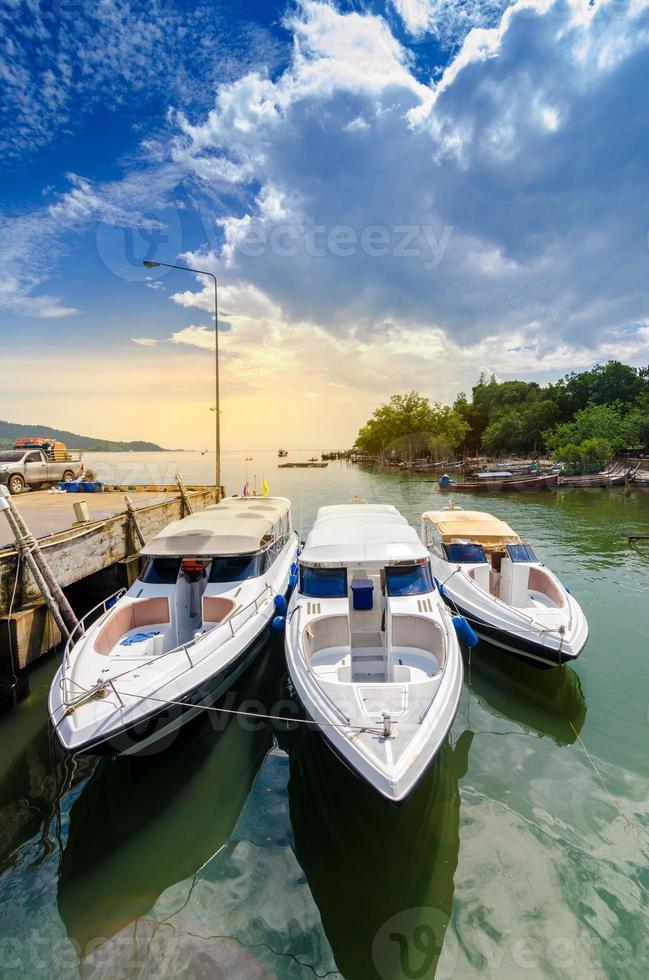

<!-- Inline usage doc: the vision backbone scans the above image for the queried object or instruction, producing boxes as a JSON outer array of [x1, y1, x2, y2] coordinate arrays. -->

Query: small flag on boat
[[243, 480, 250, 497], [262, 477, 269, 497]]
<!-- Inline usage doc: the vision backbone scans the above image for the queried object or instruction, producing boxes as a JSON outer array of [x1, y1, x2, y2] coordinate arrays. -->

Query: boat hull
[[443, 596, 586, 668], [290, 682, 459, 806], [61, 624, 272, 756], [285, 617, 464, 804], [50, 532, 299, 756], [440, 474, 558, 493]]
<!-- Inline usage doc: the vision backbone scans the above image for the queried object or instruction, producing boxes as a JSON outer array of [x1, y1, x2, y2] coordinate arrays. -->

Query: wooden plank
[[0, 487, 220, 616]]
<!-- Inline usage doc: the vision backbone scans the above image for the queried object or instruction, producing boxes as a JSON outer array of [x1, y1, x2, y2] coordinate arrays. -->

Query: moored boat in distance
[[278, 448, 288, 457], [422, 509, 588, 667], [49, 496, 298, 754], [439, 472, 558, 493], [285, 504, 463, 802]]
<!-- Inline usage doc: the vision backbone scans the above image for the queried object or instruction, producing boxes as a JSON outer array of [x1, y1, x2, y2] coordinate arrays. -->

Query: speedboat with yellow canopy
[[285, 504, 463, 802], [49, 496, 298, 754], [422, 510, 588, 667]]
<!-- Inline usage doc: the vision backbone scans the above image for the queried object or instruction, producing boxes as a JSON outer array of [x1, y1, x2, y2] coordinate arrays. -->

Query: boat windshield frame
[[299, 565, 348, 598], [385, 562, 434, 596], [506, 543, 538, 563], [442, 542, 488, 564]]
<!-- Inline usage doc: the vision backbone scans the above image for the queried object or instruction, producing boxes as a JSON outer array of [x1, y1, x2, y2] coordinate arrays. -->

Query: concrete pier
[[0, 486, 222, 701]]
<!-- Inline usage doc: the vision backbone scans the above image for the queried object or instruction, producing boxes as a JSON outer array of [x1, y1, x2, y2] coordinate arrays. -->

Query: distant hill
[[0, 420, 166, 452]]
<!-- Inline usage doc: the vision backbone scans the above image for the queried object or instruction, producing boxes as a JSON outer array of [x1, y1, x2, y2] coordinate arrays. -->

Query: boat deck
[[311, 646, 441, 684]]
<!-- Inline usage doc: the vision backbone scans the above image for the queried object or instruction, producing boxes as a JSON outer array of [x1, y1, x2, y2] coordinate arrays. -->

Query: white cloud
[[0, 0, 283, 158], [391, 0, 514, 45], [4, 0, 649, 389], [169, 325, 216, 350], [168, 0, 649, 361], [0, 164, 181, 316], [131, 337, 159, 347]]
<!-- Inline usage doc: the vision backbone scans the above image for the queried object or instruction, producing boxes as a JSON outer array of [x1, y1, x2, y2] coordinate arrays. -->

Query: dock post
[[124, 495, 146, 549], [0, 488, 78, 637], [175, 473, 194, 516]]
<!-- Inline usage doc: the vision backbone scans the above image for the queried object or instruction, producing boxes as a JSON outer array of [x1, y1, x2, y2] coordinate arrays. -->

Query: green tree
[[544, 403, 628, 453], [578, 438, 613, 472], [354, 392, 469, 458], [481, 410, 525, 455]]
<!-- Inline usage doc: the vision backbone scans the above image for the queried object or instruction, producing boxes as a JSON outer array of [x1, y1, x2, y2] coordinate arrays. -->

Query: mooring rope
[[53, 674, 391, 738], [568, 720, 649, 861], [5, 548, 22, 693], [109, 687, 391, 736]]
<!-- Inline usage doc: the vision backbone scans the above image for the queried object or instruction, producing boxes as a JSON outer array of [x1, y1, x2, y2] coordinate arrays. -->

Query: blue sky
[[1, 0, 649, 448]]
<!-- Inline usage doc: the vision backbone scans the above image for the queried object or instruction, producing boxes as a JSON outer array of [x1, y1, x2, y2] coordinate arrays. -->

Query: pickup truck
[[0, 449, 84, 494]]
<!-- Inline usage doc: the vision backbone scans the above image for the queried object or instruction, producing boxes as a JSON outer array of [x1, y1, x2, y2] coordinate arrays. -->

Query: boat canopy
[[300, 504, 428, 565], [141, 496, 291, 557], [422, 510, 521, 549]]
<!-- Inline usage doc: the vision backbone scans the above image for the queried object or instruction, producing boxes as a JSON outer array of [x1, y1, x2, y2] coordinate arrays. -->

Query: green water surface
[[0, 452, 647, 979]]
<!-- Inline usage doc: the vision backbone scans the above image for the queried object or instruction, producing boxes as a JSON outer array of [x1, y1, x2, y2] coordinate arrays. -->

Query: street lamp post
[[143, 260, 220, 489]]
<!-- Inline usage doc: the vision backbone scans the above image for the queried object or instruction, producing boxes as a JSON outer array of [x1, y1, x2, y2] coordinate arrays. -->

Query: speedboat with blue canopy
[[422, 509, 588, 667], [284, 504, 463, 803], [49, 496, 298, 754]]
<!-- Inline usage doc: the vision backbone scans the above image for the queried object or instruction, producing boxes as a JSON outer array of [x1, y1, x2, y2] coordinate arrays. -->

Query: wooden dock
[[0, 485, 222, 699]]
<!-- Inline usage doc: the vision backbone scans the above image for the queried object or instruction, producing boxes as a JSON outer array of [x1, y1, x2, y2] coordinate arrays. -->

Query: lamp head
[[143, 261, 161, 268]]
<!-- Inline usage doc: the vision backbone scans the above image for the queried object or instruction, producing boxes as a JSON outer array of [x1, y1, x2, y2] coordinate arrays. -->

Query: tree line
[[354, 361, 649, 470]]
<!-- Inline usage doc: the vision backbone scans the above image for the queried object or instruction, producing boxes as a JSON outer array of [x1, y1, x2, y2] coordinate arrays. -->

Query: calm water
[[1, 451, 648, 979]]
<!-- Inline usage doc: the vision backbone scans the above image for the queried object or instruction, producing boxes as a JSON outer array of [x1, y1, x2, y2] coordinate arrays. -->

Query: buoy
[[452, 615, 478, 648], [271, 615, 286, 632], [288, 573, 298, 591], [274, 595, 288, 616], [291, 562, 298, 575]]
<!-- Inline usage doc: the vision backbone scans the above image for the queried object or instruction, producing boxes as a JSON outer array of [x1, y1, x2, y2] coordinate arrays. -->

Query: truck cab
[[0, 447, 84, 494]]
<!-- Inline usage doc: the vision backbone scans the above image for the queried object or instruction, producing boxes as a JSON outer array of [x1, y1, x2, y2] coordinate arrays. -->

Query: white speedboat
[[49, 497, 298, 754], [284, 505, 463, 803], [422, 509, 588, 667]]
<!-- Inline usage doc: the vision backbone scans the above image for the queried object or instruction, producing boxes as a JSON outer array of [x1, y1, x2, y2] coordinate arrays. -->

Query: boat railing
[[63, 588, 126, 668], [59, 583, 276, 707]]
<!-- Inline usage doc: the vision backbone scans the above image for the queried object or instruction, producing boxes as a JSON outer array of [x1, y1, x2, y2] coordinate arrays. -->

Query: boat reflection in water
[[463, 644, 587, 745], [57, 646, 280, 955], [285, 723, 473, 980]]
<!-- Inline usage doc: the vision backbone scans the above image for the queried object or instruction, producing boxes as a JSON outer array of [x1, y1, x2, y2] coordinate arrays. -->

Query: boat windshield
[[443, 542, 488, 563], [385, 563, 433, 596], [208, 553, 267, 582], [140, 557, 182, 584], [506, 543, 538, 563], [300, 566, 348, 598]]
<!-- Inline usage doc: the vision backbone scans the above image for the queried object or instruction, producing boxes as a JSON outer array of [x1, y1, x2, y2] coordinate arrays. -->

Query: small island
[[0, 420, 166, 453]]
